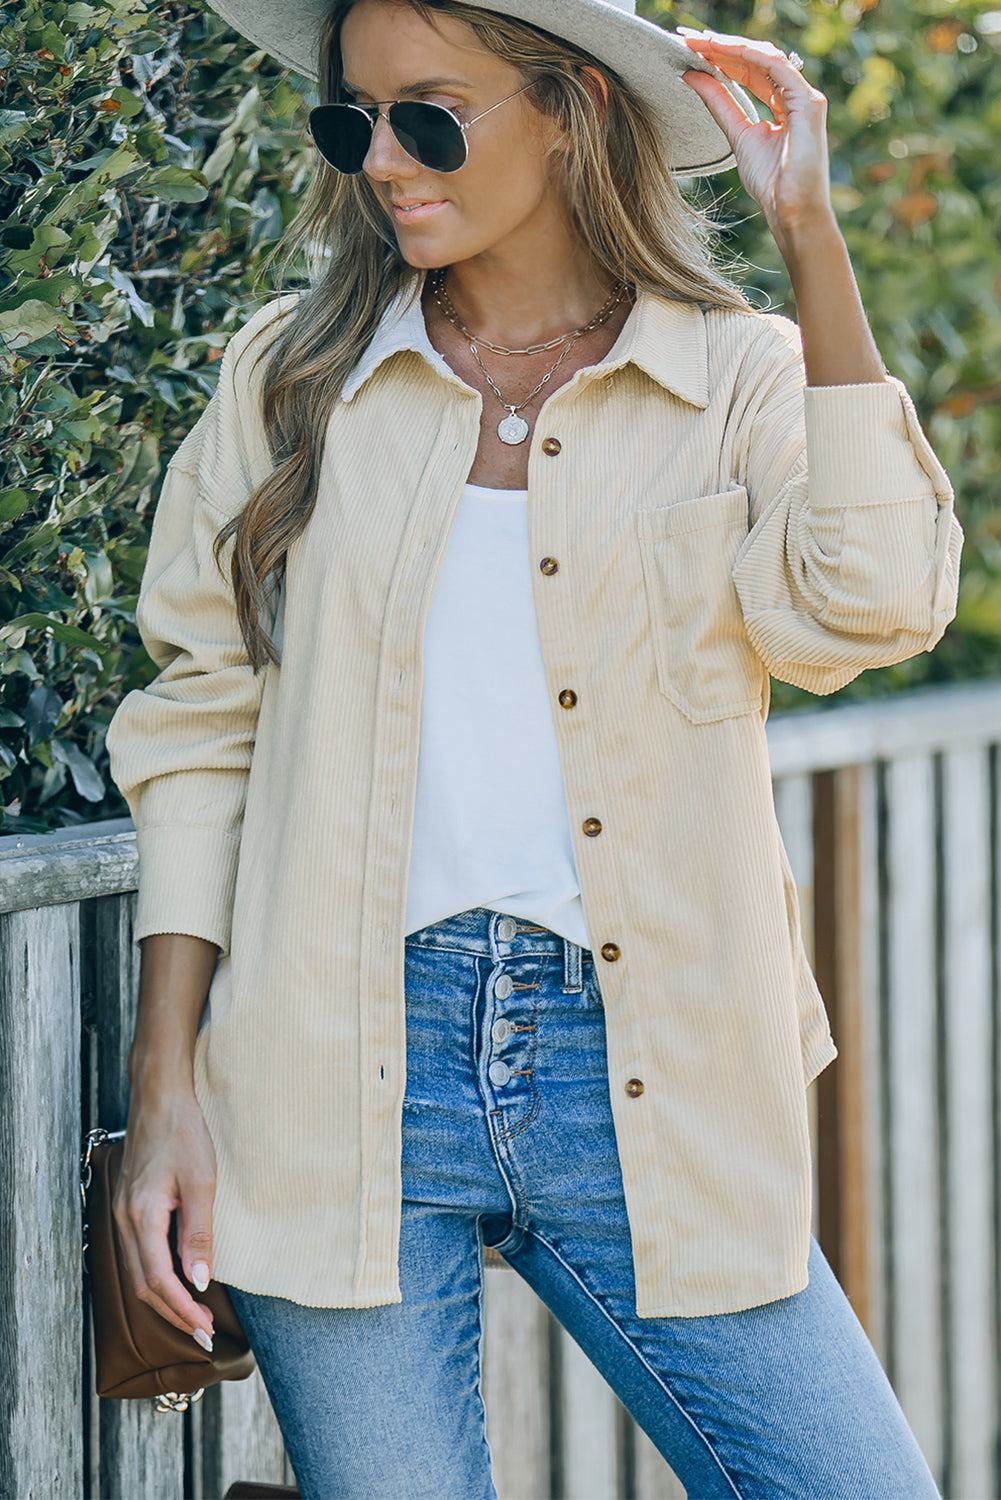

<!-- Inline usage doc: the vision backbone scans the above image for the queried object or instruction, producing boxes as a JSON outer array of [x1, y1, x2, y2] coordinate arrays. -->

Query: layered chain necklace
[[431, 269, 631, 445]]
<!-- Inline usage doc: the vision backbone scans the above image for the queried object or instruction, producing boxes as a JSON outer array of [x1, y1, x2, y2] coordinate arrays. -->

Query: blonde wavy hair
[[215, 0, 752, 670]]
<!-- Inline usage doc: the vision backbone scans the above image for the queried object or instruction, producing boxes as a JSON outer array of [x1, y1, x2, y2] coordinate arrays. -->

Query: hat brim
[[207, 0, 756, 177]]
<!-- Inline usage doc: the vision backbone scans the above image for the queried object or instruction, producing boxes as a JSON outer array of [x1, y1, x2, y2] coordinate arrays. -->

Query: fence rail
[[2, 679, 999, 1499]]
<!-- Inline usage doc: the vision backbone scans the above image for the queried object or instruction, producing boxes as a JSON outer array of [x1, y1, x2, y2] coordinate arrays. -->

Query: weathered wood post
[[1, 897, 83, 1499]]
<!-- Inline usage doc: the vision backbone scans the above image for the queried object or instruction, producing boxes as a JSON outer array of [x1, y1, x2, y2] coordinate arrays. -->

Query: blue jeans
[[227, 910, 939, 1500]]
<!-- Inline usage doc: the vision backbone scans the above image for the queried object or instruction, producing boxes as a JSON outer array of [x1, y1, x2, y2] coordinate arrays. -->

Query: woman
[[105, 1, 962, 1495]]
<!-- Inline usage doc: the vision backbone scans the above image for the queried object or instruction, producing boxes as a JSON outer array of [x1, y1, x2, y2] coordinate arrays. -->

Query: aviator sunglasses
[[308, 82, 534, 175]]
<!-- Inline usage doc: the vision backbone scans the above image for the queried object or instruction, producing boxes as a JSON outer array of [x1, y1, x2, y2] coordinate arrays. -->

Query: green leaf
[[0, 651, 42, 682], [26, 684, 63, 747], [117, 432, 161, 490], [82, 548, 114, 605], [0, 111, 30, 146], [0, 614, 98, 648], [42, 143, 140, 225], [0, 490, 32, 524], [0, 299, 62, 349], [28, 21, 69, 60], [51, 738, 105, 801], [0, 273, 83, 310], [2, 522, 62, 568], [31, 226, 72, 257], [140, 166, 210, 203], [70, 224, 101, 266], [91, 262, 155, 326], [38, 761, 67, 803], [127, 29, 165, 54], [70, 211, 117, 272], [103, 86, 144, 121]]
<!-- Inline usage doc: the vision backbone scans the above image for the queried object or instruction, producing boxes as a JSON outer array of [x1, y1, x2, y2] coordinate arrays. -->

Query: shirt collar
[[340, 279, 454, 402], [340, 276, 710, 410], [600, 287, 710, 409]]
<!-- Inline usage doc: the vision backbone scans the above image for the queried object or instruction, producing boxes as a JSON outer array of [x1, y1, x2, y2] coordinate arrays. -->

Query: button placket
[[482, 927, 541, 1131], [531, 460, 620, 1003], [488, 921, 527, 1089], [486, 974, 516, 1089]]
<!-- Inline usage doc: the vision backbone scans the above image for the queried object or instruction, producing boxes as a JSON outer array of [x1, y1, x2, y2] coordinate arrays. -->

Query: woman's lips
[[391, 200, 448, 223]]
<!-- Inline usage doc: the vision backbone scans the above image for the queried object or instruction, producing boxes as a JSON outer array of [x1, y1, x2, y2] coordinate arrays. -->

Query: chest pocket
[[637, 487, 765, 725]]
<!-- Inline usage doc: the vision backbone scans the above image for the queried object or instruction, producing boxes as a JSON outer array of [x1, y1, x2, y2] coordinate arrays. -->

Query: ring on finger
[[787, 51, 805, 72]]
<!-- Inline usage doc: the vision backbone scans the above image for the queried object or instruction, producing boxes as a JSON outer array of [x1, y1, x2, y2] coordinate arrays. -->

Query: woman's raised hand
[[679, 30, 833, 245], [680, 30, 885, 389]]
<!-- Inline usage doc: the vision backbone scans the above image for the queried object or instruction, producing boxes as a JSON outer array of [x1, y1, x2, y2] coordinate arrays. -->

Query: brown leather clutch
[[83, 1129, 256, 1401]]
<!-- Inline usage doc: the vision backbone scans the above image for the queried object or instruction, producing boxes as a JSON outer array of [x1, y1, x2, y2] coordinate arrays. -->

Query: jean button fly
[[494, 973, 514, 999], [491, 1018, 512, 1044], [488, 1060, 512, 1086], [497, 917, 518, 942]]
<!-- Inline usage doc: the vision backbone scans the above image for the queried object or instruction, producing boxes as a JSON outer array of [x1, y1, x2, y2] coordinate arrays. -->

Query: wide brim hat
[[206, 0, 756, 177]]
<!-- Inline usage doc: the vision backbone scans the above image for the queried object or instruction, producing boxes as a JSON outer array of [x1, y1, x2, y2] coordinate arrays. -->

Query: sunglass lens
[[389, 102, 467, 173], [309, 105, 372, 174]]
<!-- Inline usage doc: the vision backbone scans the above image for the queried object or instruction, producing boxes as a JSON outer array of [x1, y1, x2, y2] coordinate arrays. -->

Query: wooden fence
[[2, 679, 999, 1499], [768, 680, 1001, 1500]]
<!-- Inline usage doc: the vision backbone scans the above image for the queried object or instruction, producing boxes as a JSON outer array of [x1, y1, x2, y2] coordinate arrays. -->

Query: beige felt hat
[[206, 0, 756, 177]]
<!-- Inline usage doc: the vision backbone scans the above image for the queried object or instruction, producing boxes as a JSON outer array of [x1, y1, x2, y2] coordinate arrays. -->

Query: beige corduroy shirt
[[106, 284, 962, 1317]]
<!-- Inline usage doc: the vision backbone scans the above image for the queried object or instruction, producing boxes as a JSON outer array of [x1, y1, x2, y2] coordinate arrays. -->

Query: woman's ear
[[580, 64, 610, 122]]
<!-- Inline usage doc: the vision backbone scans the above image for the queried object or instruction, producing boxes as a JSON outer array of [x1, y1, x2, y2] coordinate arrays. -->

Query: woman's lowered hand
[[114, 1088, 218, 1348], [113, 931, 221, 1349]]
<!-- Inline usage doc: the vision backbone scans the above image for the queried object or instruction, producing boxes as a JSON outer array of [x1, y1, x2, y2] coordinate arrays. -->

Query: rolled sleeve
[[732, 339, 963, 695]]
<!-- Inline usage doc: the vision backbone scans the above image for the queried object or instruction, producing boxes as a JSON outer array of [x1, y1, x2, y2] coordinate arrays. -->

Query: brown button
[[600, 942, 621, 963], [582, 817, 603, 837], [558, 689, 578, 710], [541, 437, 562, 456], [539, 557, 559, 576], [625, 1078, 645, 1098]]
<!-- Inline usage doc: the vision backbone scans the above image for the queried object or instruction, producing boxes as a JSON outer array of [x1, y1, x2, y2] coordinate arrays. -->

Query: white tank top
[[404, 482, 591, 949]]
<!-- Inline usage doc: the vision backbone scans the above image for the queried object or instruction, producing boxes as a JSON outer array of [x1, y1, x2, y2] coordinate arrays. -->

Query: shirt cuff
[[133, 822, 241, 955], [804, 378, 954, 512]]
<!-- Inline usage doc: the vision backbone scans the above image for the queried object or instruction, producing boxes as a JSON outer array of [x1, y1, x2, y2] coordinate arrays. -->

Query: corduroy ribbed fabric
[[105, 283, 963, 1316]]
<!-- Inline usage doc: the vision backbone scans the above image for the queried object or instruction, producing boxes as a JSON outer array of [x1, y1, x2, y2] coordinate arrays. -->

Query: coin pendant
[[497, 412, 530, 445]]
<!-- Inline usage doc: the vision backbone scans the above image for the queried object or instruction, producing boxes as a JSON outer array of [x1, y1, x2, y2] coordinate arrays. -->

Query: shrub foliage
[[1, 0, 999, 831]]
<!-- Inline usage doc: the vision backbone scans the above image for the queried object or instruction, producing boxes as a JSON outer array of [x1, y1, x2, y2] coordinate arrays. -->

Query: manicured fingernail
[[193, 1327, 213, 1353], [192, 1262, 210, 1292]]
